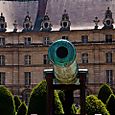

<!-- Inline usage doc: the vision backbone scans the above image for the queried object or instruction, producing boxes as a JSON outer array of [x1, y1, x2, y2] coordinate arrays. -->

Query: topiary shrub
[[54, 90, 64, 114], [0, 86, 16, 115], [27, 80, 64, 115], [98, 84, 113, 104], [86, 95, 110, 115], [14, 95, 22, 112], [106, 94, 115, 115], [17, 102, 27, 115]]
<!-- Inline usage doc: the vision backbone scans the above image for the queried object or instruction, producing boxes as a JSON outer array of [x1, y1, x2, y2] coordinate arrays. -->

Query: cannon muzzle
[[48, 39, 78, 84]]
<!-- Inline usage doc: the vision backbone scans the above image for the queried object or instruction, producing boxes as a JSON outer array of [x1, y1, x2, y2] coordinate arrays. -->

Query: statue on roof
[[0, 13, 5, 22], [93, 17, 100, 29], [62, 10, 69, 20], [105, 7, 112, 18], [0, 13, 7, 32]]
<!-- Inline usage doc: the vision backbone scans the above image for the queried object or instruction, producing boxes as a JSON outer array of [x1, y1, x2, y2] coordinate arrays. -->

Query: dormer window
[[41, 13, 52, 31], [60, 10, 71, 31]]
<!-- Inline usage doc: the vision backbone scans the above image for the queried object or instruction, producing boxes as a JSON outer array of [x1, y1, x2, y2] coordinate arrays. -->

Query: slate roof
[[0, 0, 115, 31]]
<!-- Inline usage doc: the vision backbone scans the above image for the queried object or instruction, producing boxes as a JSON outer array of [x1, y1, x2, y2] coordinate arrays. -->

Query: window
[[24, 55, 31, 65], [25, 72, 31, 85], [43, 37, 50, 45], [82, 53, 88, 63], [106, 52, 112, 63], [105, 35, 112, 43], [81, 35, 88, 43], [0, 72, 5, 85], [24, 37, 31, 45], [62, 36, 69, 40], [106, 70, 113, 85], [22, 90, 30, 105], [0, 37, 5, 46], [24, 91, 30, 105], [0, 55, 5, 65], [43, 54, 50, 64]]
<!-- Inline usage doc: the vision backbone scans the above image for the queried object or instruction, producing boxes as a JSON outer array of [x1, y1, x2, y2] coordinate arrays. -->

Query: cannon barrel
[[48, 39, 78, 84]]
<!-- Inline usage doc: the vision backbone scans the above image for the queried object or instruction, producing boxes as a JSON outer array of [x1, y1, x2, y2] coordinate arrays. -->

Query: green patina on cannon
[[48, 39, 78, 84]]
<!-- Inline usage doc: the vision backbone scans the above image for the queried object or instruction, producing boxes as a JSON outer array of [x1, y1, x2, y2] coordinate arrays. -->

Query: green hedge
[[98, 84, 113, 104], [27, 80, 64, 115], [106, 94, 115, 115], [0, 86, 16, 115], [86, 95, 110, 115]]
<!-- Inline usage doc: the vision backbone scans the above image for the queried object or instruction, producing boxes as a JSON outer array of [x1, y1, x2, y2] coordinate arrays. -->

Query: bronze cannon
[[48, 39, 78, 84]]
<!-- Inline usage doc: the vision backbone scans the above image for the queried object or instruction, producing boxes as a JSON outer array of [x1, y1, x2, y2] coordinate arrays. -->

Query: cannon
[[48, 39, 78, 84]]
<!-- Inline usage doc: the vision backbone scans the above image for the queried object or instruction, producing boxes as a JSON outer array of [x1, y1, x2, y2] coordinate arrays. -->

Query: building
[[0, 6, 114, 103]]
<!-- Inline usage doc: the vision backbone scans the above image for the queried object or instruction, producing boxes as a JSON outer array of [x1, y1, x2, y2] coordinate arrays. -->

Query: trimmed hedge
[[17, 102, 27, 115], [14, 95, 22, 112], [0, 86, 16, 115], [27, 80, 64, 115], [54, 90, 64, 114], [86, 95, 110, 115], [106, 94, 115, 115], [98, 84, 113, 104]]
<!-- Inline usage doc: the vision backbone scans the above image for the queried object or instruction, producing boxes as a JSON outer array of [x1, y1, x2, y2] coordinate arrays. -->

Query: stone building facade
[[0, 29, 115, 101], [0, 7, 114, 103]]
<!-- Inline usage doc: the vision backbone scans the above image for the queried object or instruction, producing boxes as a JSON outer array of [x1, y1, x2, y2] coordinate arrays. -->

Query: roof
[[0, 0, 115, 31]]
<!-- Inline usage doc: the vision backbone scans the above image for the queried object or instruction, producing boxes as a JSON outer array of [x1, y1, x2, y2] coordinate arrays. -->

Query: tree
[[0, 86, 16, 115], [86, 95, 110, 115], [17, 102, 27, 115], [14, 95, 22, 112], [98, 84, 113, 104], [106, 94, 115, 115], [27, 80, 64, 115]]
